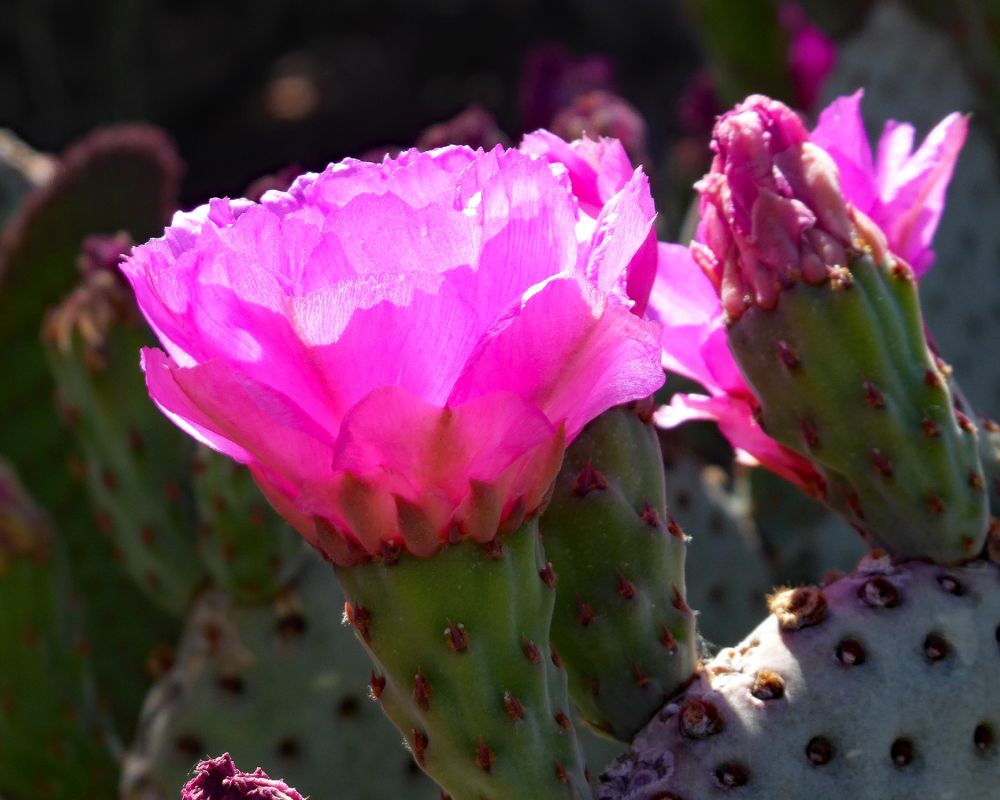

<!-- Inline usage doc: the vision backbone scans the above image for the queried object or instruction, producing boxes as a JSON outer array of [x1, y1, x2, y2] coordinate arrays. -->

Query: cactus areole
[[122, 138, 667, 797]]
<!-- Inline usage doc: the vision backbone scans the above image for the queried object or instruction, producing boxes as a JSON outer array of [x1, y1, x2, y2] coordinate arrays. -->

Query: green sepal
[[540, 405, 697, 742], [335, 520, 592, 800], [728, 254, 988, 563]]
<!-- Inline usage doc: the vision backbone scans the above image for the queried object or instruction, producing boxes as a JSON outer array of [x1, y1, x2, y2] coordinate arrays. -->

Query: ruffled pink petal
[[289, 271, 482, 418], [648, 243, 729, 390], [297, 387, 564, 557], [655, 393, 821, 495], [873, 112, 968, 274], [520, 131, 636, 213], [584, 168, 657, 311], [810, 90, 877, 213], [450, 275, 664, 440], [142, 349, 335, 482]]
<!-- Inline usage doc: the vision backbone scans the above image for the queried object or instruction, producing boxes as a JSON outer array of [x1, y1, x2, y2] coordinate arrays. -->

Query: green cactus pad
[[335, 519, 592, 800], [121, 550, 438, 800], [540, 405, 697, 743], [44, 270, 205, 615], [0, 460, 117, 800], [0, 126, 183, 737], [599, 555, 1000, 798], [728, 253, 988, 563], [662, 447, 770, 646], [192, 446, 307, 606]]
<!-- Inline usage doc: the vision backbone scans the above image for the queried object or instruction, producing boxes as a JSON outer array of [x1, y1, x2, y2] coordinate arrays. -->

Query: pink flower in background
[[812, 90, 968, 275], [780, 3, 837, 111], [653, 93, 967, 491], [123, 141, 663, 565]]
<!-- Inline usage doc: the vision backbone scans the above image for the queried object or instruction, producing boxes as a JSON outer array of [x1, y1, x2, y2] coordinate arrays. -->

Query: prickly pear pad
[[335, 519, 592, 799], [727, 253, 988, 563], [541, 405, 697, 742], [599, 557, 1000, 799]]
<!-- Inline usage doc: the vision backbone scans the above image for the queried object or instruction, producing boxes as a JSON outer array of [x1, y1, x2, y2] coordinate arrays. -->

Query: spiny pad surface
[[599, 557, 1000, 798]]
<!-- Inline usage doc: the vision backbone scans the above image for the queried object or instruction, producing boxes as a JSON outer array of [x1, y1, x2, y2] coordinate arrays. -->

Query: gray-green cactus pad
[[599, 556, 1000, 798]]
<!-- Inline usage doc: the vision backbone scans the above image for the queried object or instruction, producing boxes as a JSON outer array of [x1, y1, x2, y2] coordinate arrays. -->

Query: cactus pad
[[599, 555, 1000, 798], [121, 551, 438, 800], [541, 404, 697, 742]]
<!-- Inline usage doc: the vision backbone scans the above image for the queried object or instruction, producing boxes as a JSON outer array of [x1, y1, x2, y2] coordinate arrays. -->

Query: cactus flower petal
[[812, 89, 968, 274], [125, 141, 663, 565]]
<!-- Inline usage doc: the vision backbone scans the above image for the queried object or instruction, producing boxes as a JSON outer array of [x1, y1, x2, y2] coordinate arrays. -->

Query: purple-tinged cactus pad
[[600, 555, 1000, 798], [182, 753, 305, 800]]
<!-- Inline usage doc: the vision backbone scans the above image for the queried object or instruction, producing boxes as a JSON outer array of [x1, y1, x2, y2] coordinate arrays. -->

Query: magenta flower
[[123, 143, 663, 565], [181, 753, 304, 800], [780, 3, 837, 111], [812, 90, 968, 275], [521, 131, 658, 315], [652, 93, 967, 491]]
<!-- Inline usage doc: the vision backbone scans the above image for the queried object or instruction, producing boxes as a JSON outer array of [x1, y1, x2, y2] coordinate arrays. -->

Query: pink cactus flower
[[780, 3, 837, 111], [652, 93, 967, 491], [123, 142, 663, 565], [181, 753, 305, 800]]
